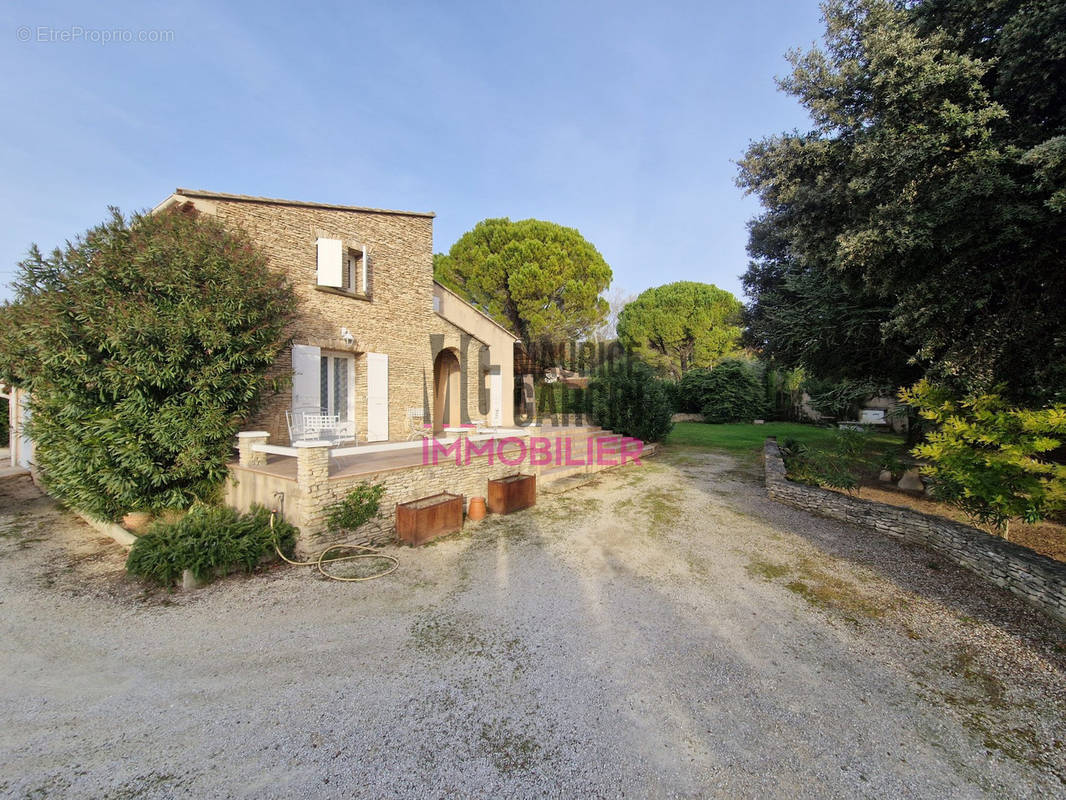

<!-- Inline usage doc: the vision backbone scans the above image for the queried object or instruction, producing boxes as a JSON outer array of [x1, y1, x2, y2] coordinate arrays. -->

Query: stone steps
[[535, 428, 658, 491]]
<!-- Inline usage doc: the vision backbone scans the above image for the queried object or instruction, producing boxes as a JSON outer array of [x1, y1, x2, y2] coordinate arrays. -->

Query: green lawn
[[665, 421, 902, 456]]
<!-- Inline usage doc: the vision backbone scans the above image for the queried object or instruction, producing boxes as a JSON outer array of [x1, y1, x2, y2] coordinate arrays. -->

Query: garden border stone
[[763, 437, 1066, 625], [72, 509, 137, 549]]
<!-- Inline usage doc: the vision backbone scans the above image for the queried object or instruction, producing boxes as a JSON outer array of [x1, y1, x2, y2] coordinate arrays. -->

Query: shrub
[[660, 379, 682, 414], [900, 380, 1066, 537], [589, 360, 673, 443], [0, 395, 7, 443], [780, 429, 866, 493], [126, 504, 297, 586], [765, 366, 806, 421], [0, 207, 297, 521], [804, 378, 891, 420], [324, 482, 385, 532], [690, 360, 767, 424], [677, 368, 713, 413], [877, 447, 909, 478]]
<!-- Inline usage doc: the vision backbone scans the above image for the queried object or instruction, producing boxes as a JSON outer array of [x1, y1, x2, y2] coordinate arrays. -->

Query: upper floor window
[[317, 237, 369, 296]]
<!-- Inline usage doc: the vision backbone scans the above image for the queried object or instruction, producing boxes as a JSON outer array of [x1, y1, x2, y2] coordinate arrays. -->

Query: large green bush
[[676, 368, 712, 414], [679, 360, 766, 423], [660, 379, 682, 414], [0, 395, 8, 443], [900, 381, 1066, 537], [589, 360, 673, 443], [126, 504, 298, 586], [0, 207, 297, 520]]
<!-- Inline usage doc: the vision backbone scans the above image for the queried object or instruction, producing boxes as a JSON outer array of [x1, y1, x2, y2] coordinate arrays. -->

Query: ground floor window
[[319, 354, 353, 421]]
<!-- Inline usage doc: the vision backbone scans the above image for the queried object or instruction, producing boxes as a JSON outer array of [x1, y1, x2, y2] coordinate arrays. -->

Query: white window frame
[[319, 351, 355, 424], [342, 246, 369, 295], [343, 251, 357, 294]]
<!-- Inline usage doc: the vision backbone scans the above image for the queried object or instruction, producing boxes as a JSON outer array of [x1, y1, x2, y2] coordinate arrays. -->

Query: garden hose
[[270, 509, 399, 582]]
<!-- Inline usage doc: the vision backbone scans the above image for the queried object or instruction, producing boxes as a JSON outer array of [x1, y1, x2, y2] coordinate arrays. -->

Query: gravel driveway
[[1, 447, 1064, 799]]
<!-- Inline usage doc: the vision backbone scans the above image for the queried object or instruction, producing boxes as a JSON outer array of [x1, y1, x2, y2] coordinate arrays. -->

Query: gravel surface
[[1, 447, 1064, 799]]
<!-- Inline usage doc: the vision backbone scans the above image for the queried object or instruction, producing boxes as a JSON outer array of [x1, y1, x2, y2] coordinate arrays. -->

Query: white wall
[[432, 283, 516, 427]]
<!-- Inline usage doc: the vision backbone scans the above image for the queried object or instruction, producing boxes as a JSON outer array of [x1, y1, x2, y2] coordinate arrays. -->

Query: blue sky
[[0, 0, 822, 305]]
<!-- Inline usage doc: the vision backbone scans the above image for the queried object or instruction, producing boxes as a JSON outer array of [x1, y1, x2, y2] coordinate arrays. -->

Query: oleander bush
[[780, 429, 869, 493], [126, 504, 298, 586], [0, 206, 297, 521]]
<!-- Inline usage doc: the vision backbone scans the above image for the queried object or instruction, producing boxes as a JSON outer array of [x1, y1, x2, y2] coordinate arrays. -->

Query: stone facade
[[155, 189, 499, 444], [763, 438, 1066, 624]]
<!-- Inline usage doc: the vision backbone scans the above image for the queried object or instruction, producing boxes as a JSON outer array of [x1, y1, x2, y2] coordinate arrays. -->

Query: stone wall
[[180, 192, 487, 444], [671, 413, 705, 423], [227, 430, 650, 557], [763, 438, 1066, 624], [287, 438, 536, 556]]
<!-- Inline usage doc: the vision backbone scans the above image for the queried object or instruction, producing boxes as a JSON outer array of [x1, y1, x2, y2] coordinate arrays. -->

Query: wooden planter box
[[396, 492, 464, 546], [487, 474, 536, 515]]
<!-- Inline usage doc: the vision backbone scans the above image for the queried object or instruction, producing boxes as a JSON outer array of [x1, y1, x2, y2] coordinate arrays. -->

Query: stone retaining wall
[[227, 432, 650, 557], [289, 438, 534, 555], [671, 413, 705, 423], [763, 438, 1066, 625]]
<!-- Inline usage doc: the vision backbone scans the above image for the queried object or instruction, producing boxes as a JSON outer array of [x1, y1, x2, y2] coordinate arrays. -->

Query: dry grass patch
[[746, 555, 888, 622]]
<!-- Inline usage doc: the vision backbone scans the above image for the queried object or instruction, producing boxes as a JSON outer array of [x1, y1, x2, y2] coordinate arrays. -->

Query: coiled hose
[[270, 508, 398, 583]]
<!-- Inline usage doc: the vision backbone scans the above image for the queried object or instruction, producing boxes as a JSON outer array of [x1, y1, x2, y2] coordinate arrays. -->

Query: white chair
[[287, 408, 357, 446], [304, 413, 340, 436], [286, 408, 315, 443]]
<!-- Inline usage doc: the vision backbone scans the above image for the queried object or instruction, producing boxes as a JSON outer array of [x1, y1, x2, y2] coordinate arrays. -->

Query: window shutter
[[361, 244, 368, 294], [366, 352, 389, 441], [316, 238, 343, 287], [291, 344, 321, 417]]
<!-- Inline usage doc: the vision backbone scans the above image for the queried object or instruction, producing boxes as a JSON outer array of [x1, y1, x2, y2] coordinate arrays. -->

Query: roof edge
[[433, 281, 520, 340], [172, 188, 436, 218]]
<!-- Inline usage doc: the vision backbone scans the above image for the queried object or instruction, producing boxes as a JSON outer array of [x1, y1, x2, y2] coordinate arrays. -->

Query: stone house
[[152, 189, 518, 445]]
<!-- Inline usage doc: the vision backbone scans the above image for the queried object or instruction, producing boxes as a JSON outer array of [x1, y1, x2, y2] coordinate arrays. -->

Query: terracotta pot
[[467, 496, 487, 521]]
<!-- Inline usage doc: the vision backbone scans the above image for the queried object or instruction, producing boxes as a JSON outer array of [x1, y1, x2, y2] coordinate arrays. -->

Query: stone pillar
[[236, 431, 270, 467], [294, 441, 333, 550], [295, 440, 332, 489]]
